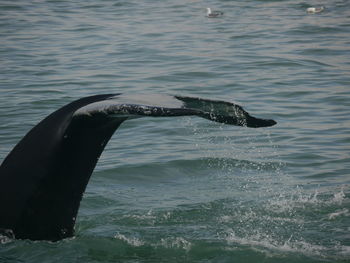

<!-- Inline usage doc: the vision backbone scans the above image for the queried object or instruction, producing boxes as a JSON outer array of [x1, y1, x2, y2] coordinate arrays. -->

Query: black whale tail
[[0, 94, 276, 241], [174, 96, 276, 128]]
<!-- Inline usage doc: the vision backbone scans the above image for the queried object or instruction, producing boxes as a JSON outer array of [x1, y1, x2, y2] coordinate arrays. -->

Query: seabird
[[206, 7, 224, 18], [306, 6, 324, 14]]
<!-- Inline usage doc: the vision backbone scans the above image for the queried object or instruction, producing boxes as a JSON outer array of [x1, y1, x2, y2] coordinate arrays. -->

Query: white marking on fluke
[[74, 94, 184, 116]]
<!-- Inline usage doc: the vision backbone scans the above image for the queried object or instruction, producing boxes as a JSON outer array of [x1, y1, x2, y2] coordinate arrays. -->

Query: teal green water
[[1, 0, 349, 262]]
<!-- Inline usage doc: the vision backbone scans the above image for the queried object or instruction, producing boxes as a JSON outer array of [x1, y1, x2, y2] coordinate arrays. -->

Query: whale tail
[[0, 94, 276, 241]]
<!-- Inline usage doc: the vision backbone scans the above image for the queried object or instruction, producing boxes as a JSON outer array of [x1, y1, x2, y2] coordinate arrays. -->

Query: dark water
[[1, 0, 349, 262]]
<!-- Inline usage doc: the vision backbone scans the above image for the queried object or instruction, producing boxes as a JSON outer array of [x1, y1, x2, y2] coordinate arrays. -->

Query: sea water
[[0, 0, 349, 262]]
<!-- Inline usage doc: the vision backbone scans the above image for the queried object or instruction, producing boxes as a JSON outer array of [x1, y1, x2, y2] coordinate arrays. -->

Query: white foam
[[114, 233, 144, 247], [225, 230, 325, 257], [332, 188, 345, 204], [328, 208, 349, 220], [338, 245, 350, 257], [122, 209, 157, 224], [0, 234, 12, 244], [160, 237, 192, 251], [266, 188, 321, 214]]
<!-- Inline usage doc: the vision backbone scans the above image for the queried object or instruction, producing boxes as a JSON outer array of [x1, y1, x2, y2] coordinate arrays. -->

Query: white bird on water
[[206, 7, 224, 18], [306, 6, 324, 14]]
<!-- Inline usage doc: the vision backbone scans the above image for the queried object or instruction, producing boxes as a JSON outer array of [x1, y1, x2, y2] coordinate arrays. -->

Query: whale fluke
[[0, 94, 276, 241]]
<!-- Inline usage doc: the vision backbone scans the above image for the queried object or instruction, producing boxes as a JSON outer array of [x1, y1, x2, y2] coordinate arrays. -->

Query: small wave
[[225, 230, 325, 257], [332, 187, 346, 204], [266, 187, 348, 214], [299, 48, 346, 57], [224, 229, 350, 260], [0, 4, 25, 11], [120, 209, 157, 225], [328, 208, 349, 220], [288, 25, 344, 35], [159, 237, 192, 252], [112, 2, 136, 8], [0, 234, 13, 245], [114, 233, 192, 253], [254, 59, 304, 68], [114, 233, 144, 247], [114, 225, 192, 251], [81, 4, 104, 9]]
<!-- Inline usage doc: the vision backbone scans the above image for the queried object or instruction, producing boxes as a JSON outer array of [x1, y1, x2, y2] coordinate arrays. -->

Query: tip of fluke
[[246, 116, 277, 128]]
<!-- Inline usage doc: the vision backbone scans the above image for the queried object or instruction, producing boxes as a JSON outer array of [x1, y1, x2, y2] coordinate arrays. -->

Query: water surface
[[1, 0, 349, 262]]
